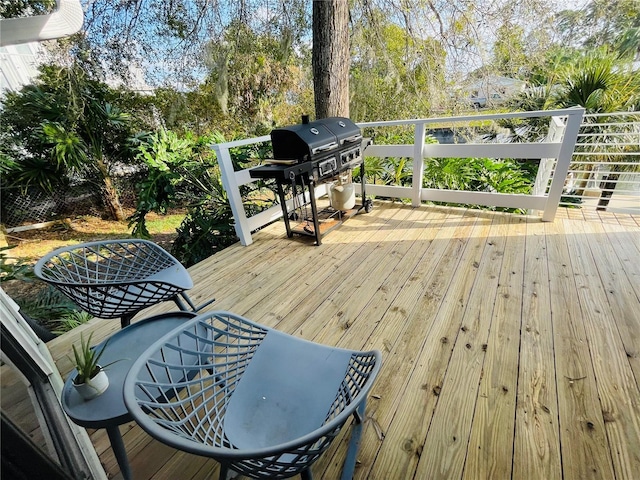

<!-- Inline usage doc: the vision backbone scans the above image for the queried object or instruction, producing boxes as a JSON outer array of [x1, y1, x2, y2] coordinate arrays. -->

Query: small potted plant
[[70, 332, 113, 400]]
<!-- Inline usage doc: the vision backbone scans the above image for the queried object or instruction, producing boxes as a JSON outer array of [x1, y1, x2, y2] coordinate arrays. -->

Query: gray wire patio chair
[[123, 311, 382, 480], [34, 239, 214, 328]]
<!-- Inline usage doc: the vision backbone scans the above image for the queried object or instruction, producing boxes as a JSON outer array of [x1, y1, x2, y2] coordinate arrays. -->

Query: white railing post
[[542, 107, 585, 221], [412, 122, 426, 207], [213, 144, 253, 246], [533, 116, 565, 197]]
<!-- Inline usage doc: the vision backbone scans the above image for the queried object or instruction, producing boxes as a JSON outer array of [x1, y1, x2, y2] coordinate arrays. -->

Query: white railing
[[213, 108, 584, 246]]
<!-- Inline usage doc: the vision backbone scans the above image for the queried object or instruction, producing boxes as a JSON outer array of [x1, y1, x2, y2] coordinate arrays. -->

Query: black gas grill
[[270, 116, 365, 181], [250, 116, 372, 245]]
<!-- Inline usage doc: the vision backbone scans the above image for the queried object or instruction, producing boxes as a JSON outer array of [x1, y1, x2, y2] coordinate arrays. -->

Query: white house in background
[[466, 75, 527, 108]]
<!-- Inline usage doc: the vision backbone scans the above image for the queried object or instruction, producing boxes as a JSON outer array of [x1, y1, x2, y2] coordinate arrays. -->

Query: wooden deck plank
[[409, 211, 502, 480], [582, 220, 640, 387], [360, 210, 485, 479], [210, 201, 401, 317], [315, 206, 453, 477], [512, 218, 562, 479], [462, 215, 527, 480], [546, 220, 617, 480], [292, 205, 419, 345], [20, 201, 638, 480], [145, 451, 214, 480], [562, 219, 640, 478], [599, 222, 640, 311], [242, 202, 414, 336], [242, 203, 407, 323]]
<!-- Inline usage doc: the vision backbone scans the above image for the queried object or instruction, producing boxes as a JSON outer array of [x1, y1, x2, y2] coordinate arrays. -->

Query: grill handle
[[342, 134, 363, 144], [312, 142, 338, 154]]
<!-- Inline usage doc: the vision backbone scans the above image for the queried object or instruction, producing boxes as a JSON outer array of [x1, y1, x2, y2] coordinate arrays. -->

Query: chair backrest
[[124, 311, 381, 479], [34, 240, 192, 319]]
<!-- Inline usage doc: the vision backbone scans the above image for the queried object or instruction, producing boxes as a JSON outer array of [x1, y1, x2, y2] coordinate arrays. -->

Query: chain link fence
[[1, 176, 139, 230]]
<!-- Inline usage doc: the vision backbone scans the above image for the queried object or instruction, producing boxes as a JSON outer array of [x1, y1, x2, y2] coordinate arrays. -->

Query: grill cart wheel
[[364, 198, 374, 213]]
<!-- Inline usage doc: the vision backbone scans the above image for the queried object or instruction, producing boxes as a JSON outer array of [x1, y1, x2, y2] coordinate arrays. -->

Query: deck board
[[513, 218, 562, 480], [12, 200, 640, 480], [546, 219, 617, 479], [563, 219, 640, 478], [412, 211, 497, 479], [463, 214, 525, 479]]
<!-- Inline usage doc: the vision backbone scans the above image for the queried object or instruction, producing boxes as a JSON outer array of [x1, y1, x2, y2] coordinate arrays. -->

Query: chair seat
[[224, 329, 354, 450], [124, 311, 381, 480]]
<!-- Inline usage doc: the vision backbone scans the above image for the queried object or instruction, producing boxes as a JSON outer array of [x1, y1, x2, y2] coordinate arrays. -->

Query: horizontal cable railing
[[551, 112, 639, 215]]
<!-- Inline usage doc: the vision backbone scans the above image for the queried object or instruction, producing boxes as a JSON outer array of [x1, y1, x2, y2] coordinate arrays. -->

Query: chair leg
[[340, 399, 367, 480], [172, 294, 189, 311], [173, 292, 215, 313], [120, 313, 135, 329], [301, 468, 314, 480]]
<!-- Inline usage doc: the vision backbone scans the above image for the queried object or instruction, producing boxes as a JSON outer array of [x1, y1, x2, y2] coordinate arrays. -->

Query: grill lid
[[314, 117, 362, 146], [271, 116, 361, 161]]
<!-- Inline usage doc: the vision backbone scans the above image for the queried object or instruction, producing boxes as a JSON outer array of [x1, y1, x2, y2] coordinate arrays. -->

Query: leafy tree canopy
[[0, 0, 55, 19]]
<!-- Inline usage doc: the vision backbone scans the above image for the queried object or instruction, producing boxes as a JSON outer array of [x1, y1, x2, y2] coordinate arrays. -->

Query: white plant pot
[[74, 368, 109, 400]]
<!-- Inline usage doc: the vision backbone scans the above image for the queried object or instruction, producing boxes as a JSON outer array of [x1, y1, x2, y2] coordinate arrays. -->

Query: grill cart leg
[[277, 180, 294, 238], [307, 177, 322, 246], [360, 156, 373, 213]]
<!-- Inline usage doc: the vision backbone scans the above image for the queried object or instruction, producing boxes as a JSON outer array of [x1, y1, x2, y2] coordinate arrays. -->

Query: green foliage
[[70, 332, 108, 384], [423, 157, 534, 207], [509, 47, 639, 149], [0, 246, 36, 283], [350, 10, 447, 120], [208, 21, 309, 133], [128, 128, 244, 266], [476, 159, 533, 194], [354, 157, 385, 185], [129, 129, 198, 237], [1, 0, 56, 18], [355, 130, 433, 188], [129, 130, 226, 234], [423, 158, 478, 190], [492, 24, 528, 78], [0, 65, 137, 219], [172, 158, 238, 267], [554, 49, 639, 112], [53, 311, 93, 335], [172, 203, 237, 267], [16, 284, 79, 322], [555, 0, 640, 54]]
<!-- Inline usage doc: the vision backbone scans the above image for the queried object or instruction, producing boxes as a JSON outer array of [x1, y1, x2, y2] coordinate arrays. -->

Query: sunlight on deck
[[39, 201, 640, 479]]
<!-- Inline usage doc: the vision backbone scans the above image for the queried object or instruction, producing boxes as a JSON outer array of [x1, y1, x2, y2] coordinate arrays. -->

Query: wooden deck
[[40, 201, 640, 479]]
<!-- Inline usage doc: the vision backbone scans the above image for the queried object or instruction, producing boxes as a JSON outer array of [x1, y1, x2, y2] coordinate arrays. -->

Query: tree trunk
[[101, 176, 125, 221], [596, 172, 620, 211], [96, 159, 125, 221], [312, 0, 350, 119]]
